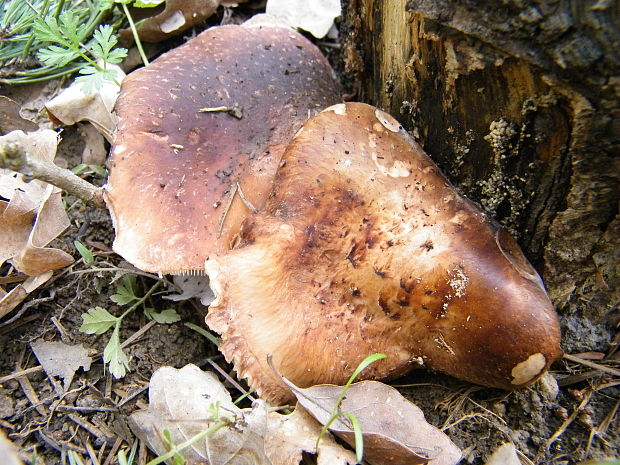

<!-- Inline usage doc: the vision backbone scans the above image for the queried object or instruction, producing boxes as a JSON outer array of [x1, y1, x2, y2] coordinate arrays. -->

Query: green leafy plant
[[118, 441, 139, 465], [317, 352, 388, 462], [0, 0, 153, 86], [72, 163, 108, 178], [80, 276, 180, 378], [162, 430, 186, 465], [74, 240, 95, 267], [184, 321, 221, 346], [33, 11, 127, 91], [68, 450, 85, 465], [114, 0, 149, 66], [68, 441, 138, 465], [145, 414, 232, 465], [0, 0, 116, 84]]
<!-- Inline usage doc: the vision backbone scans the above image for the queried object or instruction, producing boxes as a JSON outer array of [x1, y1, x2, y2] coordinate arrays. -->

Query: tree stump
[[342, 0, 619, 353]]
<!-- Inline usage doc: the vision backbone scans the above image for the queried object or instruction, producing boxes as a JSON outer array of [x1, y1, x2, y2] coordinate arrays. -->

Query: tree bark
[[342, 0, 619, 352]]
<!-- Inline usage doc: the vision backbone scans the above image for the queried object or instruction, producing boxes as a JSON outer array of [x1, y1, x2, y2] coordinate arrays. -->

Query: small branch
[[0, 365, 43, 383], [217, 182, 238, 238], [563, 353, 620, 377], [0, 140, 106, 209], [236, 182, 258, 213], [198, 104, 243, 119]]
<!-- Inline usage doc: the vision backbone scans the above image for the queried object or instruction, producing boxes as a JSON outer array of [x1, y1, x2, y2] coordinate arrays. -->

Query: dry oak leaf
[[45, 68, 125, 142], [0, 272, 52, 320], [0, 429, 22, 465], [484, 443, 521, 465], [129, 364, 357, 465], [279, 375, 462, 465], [266, 0, 341, 38], [0, 96, 38, 134], [30, 340, 92, 390], [0, 130, 73, 276]]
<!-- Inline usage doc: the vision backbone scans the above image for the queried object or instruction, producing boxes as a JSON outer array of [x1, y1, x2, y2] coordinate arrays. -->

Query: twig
[[16, 372, 48, 416], [0, 290, 54, 328], [0, 365, 43, 383], [217, 183, 238, 238], [198, 104, 243, 119], [0, 274, 28, 285], [545, 389, 593, 450], [68, 413, 114, 442], [441, 412, 490, 431], [0, 139, 106, 208], [81, 432, 101, 465], [57, 405, 119, 413], [120, 320, 156, 350], [103, 437, 124, 465], [68, 267, 179, 291], [236, 182, 258, 213], [586, 398, 619, 456], [205, 358, 256, 402], [563, 353, 620, 377], [116, 384, 149, 408]]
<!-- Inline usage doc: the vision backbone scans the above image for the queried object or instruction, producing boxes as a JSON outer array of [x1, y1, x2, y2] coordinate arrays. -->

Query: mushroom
[[105, 18, 341, 274], [205, 102, 562, 403]]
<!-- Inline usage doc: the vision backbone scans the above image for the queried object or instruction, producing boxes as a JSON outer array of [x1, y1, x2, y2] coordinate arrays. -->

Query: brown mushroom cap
[[105, 22, 341, 274], [205, 102, 562, 403]]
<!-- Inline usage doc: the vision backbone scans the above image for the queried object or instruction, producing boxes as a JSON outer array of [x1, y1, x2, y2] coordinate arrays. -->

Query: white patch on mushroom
[[160, 10, 187, 34], [323, 103, 346, 115], [374, 108, 401, 132], [511, 353, 546, 385], [368, 133, 377, 148], [204, 258, 225, 308], [371, 152, 411, 178], [112, 145, 126, 155], [449, 210, 468, 225], [448, 265, 469, 298]]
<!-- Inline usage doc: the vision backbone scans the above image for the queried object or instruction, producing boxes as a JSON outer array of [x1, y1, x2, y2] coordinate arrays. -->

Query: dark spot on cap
[[374, 268, 388, 278], [421, 240, 434, 251]]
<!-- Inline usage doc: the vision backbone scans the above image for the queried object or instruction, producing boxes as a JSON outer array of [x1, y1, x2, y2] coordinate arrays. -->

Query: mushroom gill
[[105, 19, 341, 274], [205, 102, 562, 404]]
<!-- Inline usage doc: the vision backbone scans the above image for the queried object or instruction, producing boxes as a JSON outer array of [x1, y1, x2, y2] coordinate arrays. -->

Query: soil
[[0, 6, 618, 465]]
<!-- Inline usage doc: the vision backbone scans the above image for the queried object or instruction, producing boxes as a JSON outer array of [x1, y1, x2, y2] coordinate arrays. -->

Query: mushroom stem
[[0, 140, 105, 209]]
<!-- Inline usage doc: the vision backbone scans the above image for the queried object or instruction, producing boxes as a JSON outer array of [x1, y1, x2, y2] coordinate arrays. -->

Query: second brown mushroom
[[105, 18, 341, 274], [205, 103, 562, 403]]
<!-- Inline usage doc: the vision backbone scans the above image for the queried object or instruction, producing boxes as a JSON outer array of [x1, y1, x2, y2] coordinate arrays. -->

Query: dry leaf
[[130, 364, 357, 465], [279, 376, 462, 465], [0, 272, 52, 320], [265, 405, 358, 465], [78, 122, 107, 165], [31, 340, 92, 390], [121, 0, 221, 43], [0, 130, 74, 276], [0, 430, 23, 465], [0, 96, 38, 134], [45, 69, 125, 142], [484, 443, 520, 465], [265, 0, 341, 38]]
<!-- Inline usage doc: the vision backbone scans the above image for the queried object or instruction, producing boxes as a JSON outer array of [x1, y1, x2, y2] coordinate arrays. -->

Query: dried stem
[[0, 139, 106, 209]]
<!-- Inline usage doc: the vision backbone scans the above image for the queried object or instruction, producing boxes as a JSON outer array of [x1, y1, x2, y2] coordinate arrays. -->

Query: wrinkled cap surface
[[205, 102, 562, 403], [106, 22, 341, 274]]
